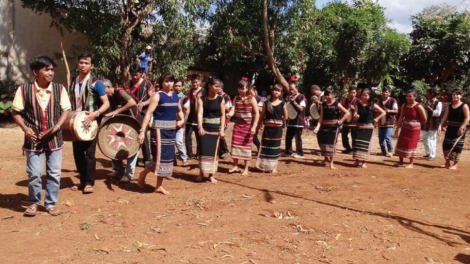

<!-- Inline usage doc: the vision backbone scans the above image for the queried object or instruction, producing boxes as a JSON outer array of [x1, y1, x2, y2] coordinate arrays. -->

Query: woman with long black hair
[[352, 88, 385, 168], [137, 72, 184, 195], [438, 89, 470, 169], [196, 76, 225, 183]]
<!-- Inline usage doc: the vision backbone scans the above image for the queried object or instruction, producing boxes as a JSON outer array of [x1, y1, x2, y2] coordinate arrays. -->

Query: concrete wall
[[0, 1, 88, 85]]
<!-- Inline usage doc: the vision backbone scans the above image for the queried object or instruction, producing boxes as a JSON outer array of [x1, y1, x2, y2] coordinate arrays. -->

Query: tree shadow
[[15, 175, 76, 190], [0, 193, 29, 213], [216, 178, 470, 247], [454, 254, 470, 264], [96, 158, 112, 168]]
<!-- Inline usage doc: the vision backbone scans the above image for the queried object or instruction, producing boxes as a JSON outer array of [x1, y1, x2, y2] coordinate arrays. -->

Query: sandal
[[46, 207, 62, 216], [83, 185, 94, 194], [24, 204, 37, 217], [71, 184, 84, 191]]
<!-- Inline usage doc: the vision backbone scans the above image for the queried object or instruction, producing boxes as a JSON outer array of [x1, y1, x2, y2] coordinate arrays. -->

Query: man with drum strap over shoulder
[[103, 79, 139, 182], [341, 86, 358, 154], [284, 81, 306, 159], [69, 52, 110, 194], [422, 88, 442, 161], [12, 55, 71, 217], [377, 85, 398, 157], [122, 63, 154, 166]]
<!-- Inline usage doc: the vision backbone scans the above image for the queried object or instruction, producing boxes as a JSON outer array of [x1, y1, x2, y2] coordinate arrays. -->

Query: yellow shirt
[[12, 82, 71, 112]]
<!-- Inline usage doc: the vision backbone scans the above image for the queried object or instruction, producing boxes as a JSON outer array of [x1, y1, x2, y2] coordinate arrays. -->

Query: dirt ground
[[1, 123, 470, 264]]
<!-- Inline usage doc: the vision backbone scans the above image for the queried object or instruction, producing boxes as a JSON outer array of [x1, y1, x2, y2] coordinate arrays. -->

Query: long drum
[[380, 116, 386, 126], [286, 102, 298, 119], [309, 103, 320, 120], [98, 115, 141, 160], [345, 109, 354, 123], [62, 111, 99, 141]]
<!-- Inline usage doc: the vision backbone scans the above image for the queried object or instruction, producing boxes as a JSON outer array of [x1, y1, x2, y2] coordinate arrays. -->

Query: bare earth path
[[1, 124, 470, 263]]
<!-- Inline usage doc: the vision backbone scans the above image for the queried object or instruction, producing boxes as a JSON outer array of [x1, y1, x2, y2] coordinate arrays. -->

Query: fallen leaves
[[79, 222, 91, 230], [295, 225, 315, 234], [116, 198, 129, 205], [263, 211, 294, 219], [61, 199, 74, 207]]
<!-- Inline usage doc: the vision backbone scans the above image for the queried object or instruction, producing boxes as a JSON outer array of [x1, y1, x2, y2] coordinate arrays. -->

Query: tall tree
[[21, 0, 73, 84], [208, 0, 317, 92], [302, 0, 409, 99], [401, 7, 470, 88], [22, 0, 209, 83]]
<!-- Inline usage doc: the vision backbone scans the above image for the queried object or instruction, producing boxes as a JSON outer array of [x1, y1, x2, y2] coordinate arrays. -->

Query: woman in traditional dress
[[256, 84, 287, 173], [137, 72, 184, 194], [352, 88, 385, 168], [196, 76, 225, 183], [438, 89, 470, 169], [393, 89, 426, 168], [226, 80, 260, 176], [313, 88, 350, 169]]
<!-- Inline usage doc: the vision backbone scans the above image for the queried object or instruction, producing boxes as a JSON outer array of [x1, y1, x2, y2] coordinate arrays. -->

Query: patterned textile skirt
[[352, 123, 374, 161], [146, 129, 176, 177], [317, 126, 339, 157], [231, 122, 254, 160], [199, 125, 220, 173], [256, 126, 283, 171], [443, 122, 466, 162], [395, 120, 421, 158]]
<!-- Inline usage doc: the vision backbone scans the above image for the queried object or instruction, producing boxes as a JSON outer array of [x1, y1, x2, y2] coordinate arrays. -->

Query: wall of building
[[0, 1, 88, 86]]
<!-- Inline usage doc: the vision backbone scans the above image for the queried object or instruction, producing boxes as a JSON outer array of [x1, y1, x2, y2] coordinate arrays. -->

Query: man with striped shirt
[[12, 55, 71, 217]]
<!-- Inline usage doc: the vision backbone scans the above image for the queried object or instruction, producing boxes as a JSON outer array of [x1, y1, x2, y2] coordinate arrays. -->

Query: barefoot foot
[[209, 176, 217, 183], [404, 164, 413, 169], [196, 173, 203, 182], [155, 186, 170, 195], [229, 167, 241, 173], [271, 169, 278, 174], [241, 170, 249, 176], [137, 171, 147, 188], [448, 165, 458, 170], [329, 165, 336, 170], [361, 163, 367, 168]]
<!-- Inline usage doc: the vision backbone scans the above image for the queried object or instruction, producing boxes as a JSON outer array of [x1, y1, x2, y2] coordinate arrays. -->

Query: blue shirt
[[79, 80, 106, 96], [140, 52, 151, 72]]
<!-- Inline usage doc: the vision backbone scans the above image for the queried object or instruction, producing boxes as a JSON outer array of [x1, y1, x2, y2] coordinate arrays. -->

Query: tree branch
[[262, 0, 289, 92], [270, 3, 281, 53], [227, 28, 266, 57], [115, 0, 124, 21]]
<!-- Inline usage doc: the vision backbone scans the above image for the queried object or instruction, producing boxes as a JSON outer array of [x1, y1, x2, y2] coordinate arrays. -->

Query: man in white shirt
[[284, 82, 306, 159], [422, 88, 442, 161]]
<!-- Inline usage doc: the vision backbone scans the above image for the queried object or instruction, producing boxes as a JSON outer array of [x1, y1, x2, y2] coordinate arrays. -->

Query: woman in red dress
[[393, 89, 427, 168]]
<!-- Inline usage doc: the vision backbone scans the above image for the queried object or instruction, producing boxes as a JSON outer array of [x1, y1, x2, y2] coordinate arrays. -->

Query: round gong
[[98, 115, 141, 160]]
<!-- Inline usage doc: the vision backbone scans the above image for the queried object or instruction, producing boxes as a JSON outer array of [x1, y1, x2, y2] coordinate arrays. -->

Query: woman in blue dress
[[137, 72, 184, 194]]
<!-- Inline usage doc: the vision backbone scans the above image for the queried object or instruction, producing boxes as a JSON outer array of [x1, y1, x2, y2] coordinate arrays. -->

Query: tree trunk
[[54, 21, 70, 85], [262, 0, 289, 93], [6, 0, 14, 82], [339, 65, 350, 102], [118, 27, 133, 82]]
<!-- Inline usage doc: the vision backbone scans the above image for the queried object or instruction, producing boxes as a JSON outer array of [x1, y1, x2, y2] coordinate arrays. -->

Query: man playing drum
[[69, 52, 110, 194], [12, 55, 71, 217], [377, 85, 398, 157], [422, 88, 442, 161], [284, 81, 306, 159], [122, 63, 155, 166], [340, 86, 358, 154], [103, 79, 139, 182]]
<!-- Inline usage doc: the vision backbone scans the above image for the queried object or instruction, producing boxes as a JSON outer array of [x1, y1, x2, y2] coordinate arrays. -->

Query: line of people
[[10, 52, 470, 217]]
